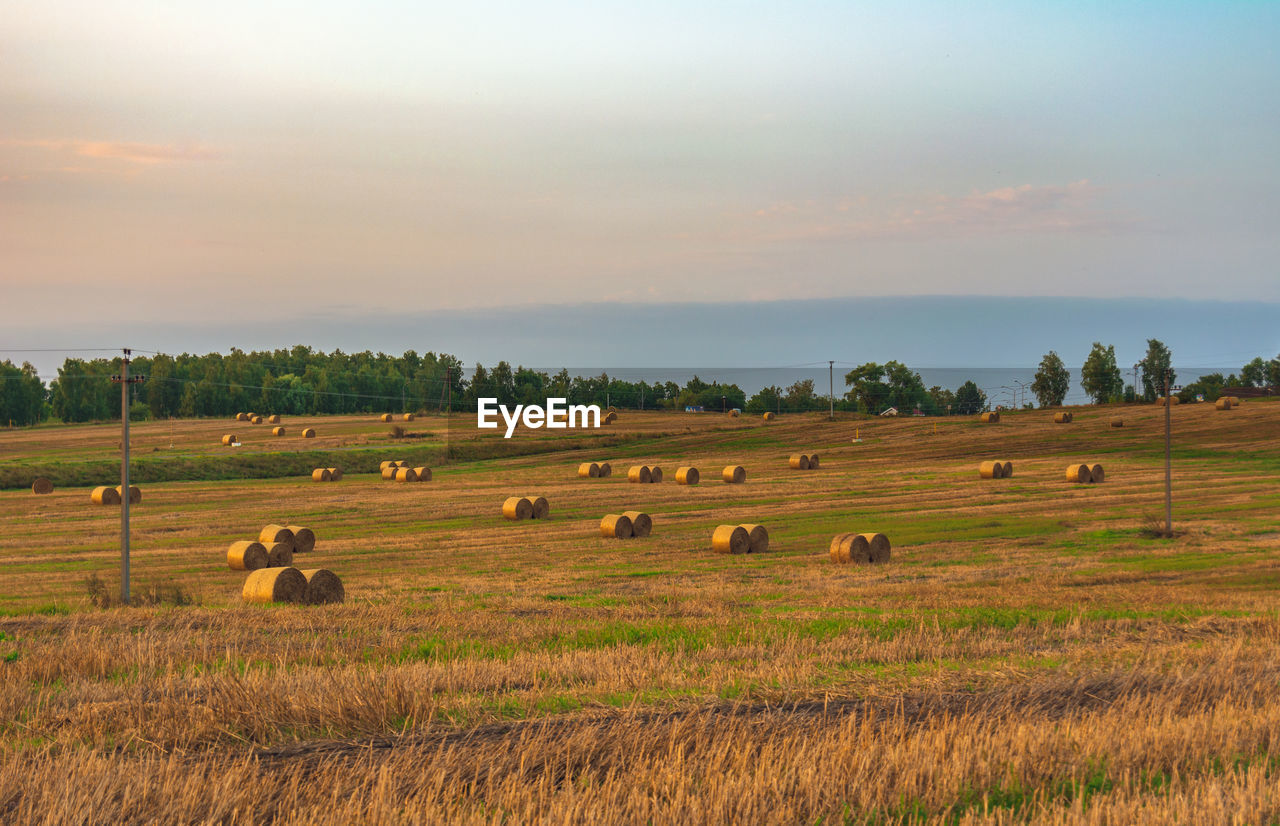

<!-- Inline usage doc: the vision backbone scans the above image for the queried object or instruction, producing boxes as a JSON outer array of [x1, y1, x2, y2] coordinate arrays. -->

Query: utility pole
[[1163, 370, 1173, 538], [828, 361, 834, 420], [110, 350, 146, 605], [1134, 364, 1140, 402]]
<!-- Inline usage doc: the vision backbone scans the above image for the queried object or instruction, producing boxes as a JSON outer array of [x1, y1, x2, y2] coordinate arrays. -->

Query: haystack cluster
[[600, 510, 653, 539], [1053, 412, 1074, 423], [789, 453, 820, 470], [979, 412, 1000, 423], [228, 524, 342, 605], [503, 496, 550, 521], [91, 485, 141, 506], [577, 462, 613, 478], [829, 532, 891, 564], [628, 465, 663, 484], [712, 524, 768, 554], [978, 460, 1014, 479], [1066, 463, 1106, 484], [311, 467, 343, 482], [380, 460, 431, 482], [1215, 398, 1234, 411]]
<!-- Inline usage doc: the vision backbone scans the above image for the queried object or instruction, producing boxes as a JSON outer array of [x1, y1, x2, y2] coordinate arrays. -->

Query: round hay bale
[[763, 411, 775, 421], [379, 461, 397, 471], [603, 411, 617, 424], [32, 477, 53, 495], [301, 427, 316, 438], [649, 466, 663, 484], [529, 496, 550, 520], [1229, 396, 1241, 405], [861, 533, 891, 563], [829, 533, 871, 564], [236, 412, 249, 422], [412, 467, 431, 482], [265, 542, 293, 567], [222, 434, 236, 446], [1053, 411, 1071, 424], [675, 466, 700, 485], [1110, 418, 1124, 428], [381, 413, 393, 422], [728, 409, 740, 418], [227, 540, 268, 571], [250, 415, 263, 425], [578, 462, 601, 479], [311, 468, 332, 482], [979, 461, 1003, 479], [300, 569, 344, 605], [1089, 464, 1105, 483], [600, 514, 633, 539], [242, 567, 306, 605], [1000, 461, 1013, 478], [246, 413, 257, 421], [1065, 464, 1091, 483], [722, 465, 746, 484], [712, 525, 750, 555], [740, 523, 769, 554], [381, 467, 398, 480], [598, 462, 612, 477], [403, 413, 415, 422], [622, 511, 651, 537], [808, 454, 820, 469], [980, 412, 999, 423], [1215, 397, 1233, 410], [272, 426, 286, 436], [267, 415, 280, 424], [503, 496, 533, 520], [628, 466, 652, 484], [286, 526, 315, 554], [327, 467, 342, 481], [114, 485, 141, 505], [789, 454, 810, 470], [90, 486, 121, 506], [1158, 396, 1180, 407], [395, 467, 419, 483], [259, 524, 294, 546]]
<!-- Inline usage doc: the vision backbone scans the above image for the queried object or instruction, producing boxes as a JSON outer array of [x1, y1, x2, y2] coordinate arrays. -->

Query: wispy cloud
[[4, 139, 220, 165]]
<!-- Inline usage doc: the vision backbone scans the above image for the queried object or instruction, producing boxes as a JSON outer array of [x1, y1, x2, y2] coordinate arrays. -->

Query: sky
[[2, 1, 1278, 358]]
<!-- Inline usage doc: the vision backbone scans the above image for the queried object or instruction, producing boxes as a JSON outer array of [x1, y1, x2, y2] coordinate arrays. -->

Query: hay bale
[[829, 533, 871, 564], [272, 426, 286, 436], [250, 415, 264, 425], [1229, 396, 1241, 405], [622, 511, 652, 537], [861, 533, 891, 563], [259, 524, 294, 546], [1089, 464, 1105, 483], [600, 514, 633, 539], [728, 409, 740, 418], [650, 466, 663, 484], [503, 496, 533, 520], [979, 461, 1004, 479], [327, 467, 342, 481], [763, 412, 775, 421], [739, 523, 768, 554], [1110, 418, 1124, 428], [1215, 397, 1233, 410], [265, 542, 293, 567], [379, 461, 398, 471], [242, 567, 306, 605], [32, 477, 53, 495], [381, 413, 393, 422], [114, 485, 141, 504], [809, 454, 820, 469], [789, 454, 810, 470], [675, 466, 700, 485], [1158, 396, 1180, 407], [1065, 464, 1091, 483], [403, 413, 415, 422], [222, 434, 236, 446], [90, 486, 121, 506], [227, 540, 268, 571], [412, 467, 431, 482], [311, 468, 332, 482], [529, 496, 550, 520], [722, 465, 746, 484], [267, 415, 280, 424], [1053, 411, 1072, 423], [578, 462, 601, 479], [301, 427, 316, 438], [598, 462, 612, 477], [628, 465, 652, 484], [980, 412, 1000, 423], [381, 466, 398, 480], [1001, 461, 1013, 478], [395, 467, 419, 483], [236, 412, 249, 422], [286, 526, 315, 554], [246, 413, 256, 421], [300, 569, 344, 604], [712, 525, 750, 554], [603, 411, 617, 424]]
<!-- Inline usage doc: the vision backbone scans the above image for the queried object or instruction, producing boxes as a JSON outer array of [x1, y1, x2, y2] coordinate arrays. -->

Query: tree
[[745, 385, 783, 414], [1031, 351, 1070, 408], [1178, 372, 1226, 402], [954, 380, 986, 414], [844, 361, 927, 414], [1080, 343, 1124, 404], [0, 360, 47, 426], [1240, 357, 1268, 388], [1139, 339, 1175, 401]]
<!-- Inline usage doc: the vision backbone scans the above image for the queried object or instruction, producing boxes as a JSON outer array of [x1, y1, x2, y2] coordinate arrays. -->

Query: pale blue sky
[[2, 1, 1277, 329]]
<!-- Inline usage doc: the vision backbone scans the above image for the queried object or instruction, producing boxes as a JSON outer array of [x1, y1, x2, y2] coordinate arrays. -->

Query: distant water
[[551, 366, 1237, 407]]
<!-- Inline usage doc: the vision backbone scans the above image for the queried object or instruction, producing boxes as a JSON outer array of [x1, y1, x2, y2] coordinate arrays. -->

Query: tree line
[[1, 343, 1277, 426]]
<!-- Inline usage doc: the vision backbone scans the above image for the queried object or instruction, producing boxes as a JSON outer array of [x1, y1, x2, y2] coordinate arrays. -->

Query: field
[[1, 401, 1278, 824]]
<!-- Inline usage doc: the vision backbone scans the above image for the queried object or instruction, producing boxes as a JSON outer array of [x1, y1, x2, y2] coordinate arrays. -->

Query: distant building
[[880, 407, 899, 417]]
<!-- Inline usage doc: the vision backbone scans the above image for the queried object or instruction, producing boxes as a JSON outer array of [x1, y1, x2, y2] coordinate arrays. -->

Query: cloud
[[4, 139, 220, 165]]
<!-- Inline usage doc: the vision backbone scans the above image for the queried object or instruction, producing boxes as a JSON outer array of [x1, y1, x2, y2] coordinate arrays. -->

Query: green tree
[[745, 385, 783, 414], [1240, 357, 1268, 387], [0, 360, 48, 426], [954, 380, 986, 414], [844, 362, 927, 414], [1139, 339, 1175, 400], [1031, 351, 1070, 408], [1080, 343, 1124, 404]]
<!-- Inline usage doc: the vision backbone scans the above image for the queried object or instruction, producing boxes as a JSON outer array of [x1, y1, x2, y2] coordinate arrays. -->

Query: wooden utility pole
[[111, 350, 146, 605], [829, 361, 834, 420], [1164, 370, 1173, 537]]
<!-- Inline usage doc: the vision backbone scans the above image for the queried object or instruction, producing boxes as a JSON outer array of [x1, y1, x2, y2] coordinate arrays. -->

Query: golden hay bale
[[227, 540, 268, 571], [862, 533, 891, 563], [250, 415, 263, 425], [246, 413, 257, 421], [1157, 396, 1180, 407], [728, 409, 740, 418], [789, 454, 810, 470], [236, 412, 249, 422], [740, 523, 769, 554], [1053, 411, 1071, 423], [267, 415, 280, 424], [503, 496, 533, 521], [622, 511, 652, 537], [259, 524, 294, 546], [712, 525, 750, 555], [578, 462, 601, 479], [650, 466, 663, 484], [300, 569, 344, 605], [381, 467, 398, 480], [598, 462, 612, 477], [979, 411, 1000, 423], [1001, 461, 1013, 478], [1110, 418, 1124, 428], [327, 467, 343, 481], [379, 461, 397, 471], [114, 485, 141, 504], [242, 567, 307, 605], [412, 467, 431, 482], [90, 486, 121, 506], [1215, 397, 1233, 410], [1089, 464, 1105, 483], [403, 413, 415, 422], [301, 427, 316, 438], [395, 468, 419, 483], [222, 434, 236, 446], [311, 468, 332, 482], [603, 411, 618, 424], [628, 465, 652, 484], [600, 514, 633, 539], [265, 542, 293, 567], [286, 526, 315, 554], [829, 533, 871, 564], [979, 461, 1004, 479], [32, 477, 53, 495], [809, 454, 820, 469], [1065, 464, 1092, 483], [723, 465, 746, 484], [763, 411, 775, 421], [380, 413, 393, 422], [529, 496, 550, 520], [272, 426, 286, 437], [675, 466, 700, 485]]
